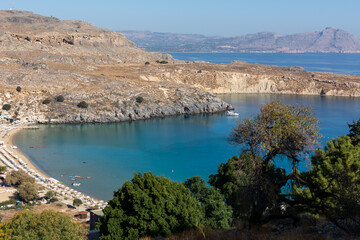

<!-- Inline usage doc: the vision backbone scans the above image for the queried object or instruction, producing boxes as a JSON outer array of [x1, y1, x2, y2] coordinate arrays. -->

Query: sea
[[14, 53, 360, 200]]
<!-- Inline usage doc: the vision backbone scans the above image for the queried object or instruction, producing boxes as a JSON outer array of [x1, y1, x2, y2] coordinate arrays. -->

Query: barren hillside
[[0, 10, 359, 124]]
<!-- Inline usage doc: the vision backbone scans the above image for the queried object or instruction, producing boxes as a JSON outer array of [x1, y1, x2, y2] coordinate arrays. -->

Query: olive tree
[[218, 102, 321, 225], [17, 182, 38, 202]]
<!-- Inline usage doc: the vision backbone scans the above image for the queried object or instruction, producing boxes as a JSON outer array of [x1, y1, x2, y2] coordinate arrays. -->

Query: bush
[[156, 60, 168, 64], [0, 199, 17, 207], [55, 95, 64, 102], [16, 86, 21, 92], [45, 191, 55, 199], [145, 61, 150, 65], [77, 101, 88, 108], [0, 210, 86, 239], [135, 96, 144, 104], [73, 198, 82, 208], [49, 198, 59, 203], [42, 98, 51, 104], [2, 104, 11, 111], [99, 172, 203, 240]]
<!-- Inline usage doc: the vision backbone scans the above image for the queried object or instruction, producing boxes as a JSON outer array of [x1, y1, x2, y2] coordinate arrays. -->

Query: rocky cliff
[[0, 11, 359, 124]]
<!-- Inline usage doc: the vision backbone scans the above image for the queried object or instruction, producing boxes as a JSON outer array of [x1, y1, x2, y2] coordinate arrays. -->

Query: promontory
[[0, 10, 360, 123]]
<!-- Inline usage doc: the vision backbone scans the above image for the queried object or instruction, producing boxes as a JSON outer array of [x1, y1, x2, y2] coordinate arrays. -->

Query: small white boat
[[72, 182, 81, 186], [226, 110, 239, 116]]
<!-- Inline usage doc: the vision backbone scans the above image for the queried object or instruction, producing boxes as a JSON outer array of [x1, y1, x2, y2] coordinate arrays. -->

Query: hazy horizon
[[0, 0, 359, 38]]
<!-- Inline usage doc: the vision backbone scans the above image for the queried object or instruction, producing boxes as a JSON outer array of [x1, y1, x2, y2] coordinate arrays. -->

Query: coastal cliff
[[0, 11, 360, 124]]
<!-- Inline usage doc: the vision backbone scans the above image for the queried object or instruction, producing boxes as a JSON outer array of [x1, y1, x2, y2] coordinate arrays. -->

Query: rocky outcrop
[[0, 11, 360, 124]]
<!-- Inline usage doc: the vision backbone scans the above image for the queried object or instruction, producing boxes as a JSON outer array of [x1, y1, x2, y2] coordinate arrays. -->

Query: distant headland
[[121, 28, 360, 53]]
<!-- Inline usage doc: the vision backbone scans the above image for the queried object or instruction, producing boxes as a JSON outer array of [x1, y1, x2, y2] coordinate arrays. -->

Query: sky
[[0, 0, 359, 37]]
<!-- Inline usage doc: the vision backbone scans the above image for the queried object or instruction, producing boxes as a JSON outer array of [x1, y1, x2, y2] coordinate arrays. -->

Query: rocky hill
[[121, 28, 360, 53], [0, 10, 360, 124]]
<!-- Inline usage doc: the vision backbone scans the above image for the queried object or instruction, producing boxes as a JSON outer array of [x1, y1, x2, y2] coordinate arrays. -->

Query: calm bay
[[14, 53, 360, 200]]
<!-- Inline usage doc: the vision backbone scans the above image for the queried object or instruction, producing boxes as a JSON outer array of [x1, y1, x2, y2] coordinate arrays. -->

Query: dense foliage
[[348, 119, 360, 145], [0, 210, 86, 240], [224, 102, 320, 225], [99, 172, 202, 240], [17, 182, 38, 202], [295, 135, 360, 234], [16, 86, 21, 92], [209, 153, 284, 224], [5, 170, 34, 187], [73, 198, 82, 208], [184, 176, 232, 229]]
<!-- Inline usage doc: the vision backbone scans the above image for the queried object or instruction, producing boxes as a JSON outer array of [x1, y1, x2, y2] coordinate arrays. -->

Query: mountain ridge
[[121, 28, 360, 53]]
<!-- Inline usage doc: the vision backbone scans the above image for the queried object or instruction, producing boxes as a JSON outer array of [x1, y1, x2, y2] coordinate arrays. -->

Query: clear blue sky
[[1, 0, 359, 37]]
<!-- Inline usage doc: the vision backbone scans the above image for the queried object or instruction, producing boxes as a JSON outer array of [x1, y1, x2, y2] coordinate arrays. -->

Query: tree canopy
[[99, 172, 203, 240], [17, 182, 38, 202], [184, 176, 232, 229], [5, 170, 35, 187], [295, 135, 360, 234], [0, 210, 86, 240], [218, 102, 321, 225]]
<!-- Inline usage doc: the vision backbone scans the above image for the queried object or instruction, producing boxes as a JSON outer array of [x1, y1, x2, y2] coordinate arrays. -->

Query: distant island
[[120, 28, 360, 53]]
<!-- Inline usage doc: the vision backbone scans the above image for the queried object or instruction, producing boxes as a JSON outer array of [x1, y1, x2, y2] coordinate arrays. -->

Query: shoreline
[[4, 125, 50, 178], [0, 122, 106, 209]]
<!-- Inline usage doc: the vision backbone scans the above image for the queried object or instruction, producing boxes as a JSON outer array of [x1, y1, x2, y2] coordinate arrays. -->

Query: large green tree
[[99, 172, 203, 240], [5, 170, 34, 187], [0, 210, 86, 240], [184, 176, 232, 229], [17, 182, 38, 202], [217, 102, 320, 225], [295, 136, 360, 234]]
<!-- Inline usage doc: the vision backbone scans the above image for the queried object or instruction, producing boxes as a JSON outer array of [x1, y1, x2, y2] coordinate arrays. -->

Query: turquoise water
[[14, 94, 360, 200], [169, 53, 360, 75], [14, 53, 360, 200]]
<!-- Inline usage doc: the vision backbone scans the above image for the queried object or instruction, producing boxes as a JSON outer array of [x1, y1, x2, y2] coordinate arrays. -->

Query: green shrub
[[42, 98, 51, 104], [156, 60, 168, 64], [145, 61, 150, 65], [0, 210, 86, 239], [2, 104, 11, 111], [49, 198, 59, 203], [77, 101, 88, 108], [135, 96, 144, 104], [0, 199, 17, 207], [55, 95, 64, 102], [16, 86, 21, 92]]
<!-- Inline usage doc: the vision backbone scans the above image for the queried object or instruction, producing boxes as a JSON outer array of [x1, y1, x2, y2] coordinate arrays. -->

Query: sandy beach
[[0, 122, 106, 209], [1, 124, 49, 178]]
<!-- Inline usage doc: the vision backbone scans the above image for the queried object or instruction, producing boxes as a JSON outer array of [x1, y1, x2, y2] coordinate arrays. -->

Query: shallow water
[[14, 94, 360, 200]]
